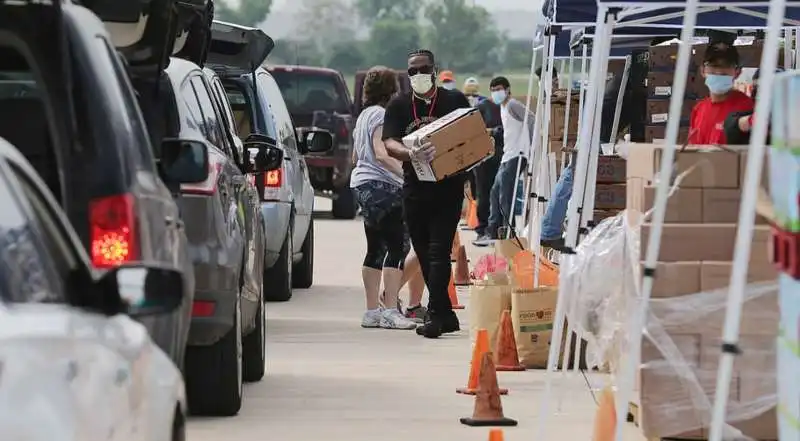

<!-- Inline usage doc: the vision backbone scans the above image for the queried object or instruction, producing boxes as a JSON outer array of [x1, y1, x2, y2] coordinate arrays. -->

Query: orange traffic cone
[[488, 429, 505, 441], [467, 200, 479, 230], [592, 386, 617, 441], [448, 273, 465, 309], [460, 351, 518, 427], [451, 231, 462, 262], [454, 245, 471, 286], [494, 310, 525, 371], [457, 329, 508, 395]]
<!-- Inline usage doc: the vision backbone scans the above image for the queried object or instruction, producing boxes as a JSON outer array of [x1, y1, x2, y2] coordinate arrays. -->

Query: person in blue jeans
[[540, 157, 575, 250], [474, 76, 534, 246]]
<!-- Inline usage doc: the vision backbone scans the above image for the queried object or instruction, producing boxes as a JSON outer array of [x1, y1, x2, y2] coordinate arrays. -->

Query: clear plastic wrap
[[561, 205, 780, 440]]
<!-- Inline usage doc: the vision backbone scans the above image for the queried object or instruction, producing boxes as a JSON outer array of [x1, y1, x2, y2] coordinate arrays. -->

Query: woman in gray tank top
[[351, 66, 417, 330]]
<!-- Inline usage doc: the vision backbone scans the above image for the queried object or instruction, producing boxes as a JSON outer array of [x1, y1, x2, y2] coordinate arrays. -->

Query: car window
[[98, 37, 157, 170], [190, 76, 230, 155], [270, 70, 349, 114], [224, 83, 277, 141], [211, 77, 237, 137], [0, 167, 66, 304], [180, 79, 206, 135], [258, 73, 296, 150]]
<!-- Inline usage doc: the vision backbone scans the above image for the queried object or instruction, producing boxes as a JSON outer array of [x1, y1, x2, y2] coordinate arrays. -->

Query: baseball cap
[[439, 70, 455, 82], [703, 44, 740, 67]]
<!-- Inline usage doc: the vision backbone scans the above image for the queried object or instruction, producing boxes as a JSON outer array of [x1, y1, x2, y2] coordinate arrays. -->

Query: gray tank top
[[350, 106, 403, 188]]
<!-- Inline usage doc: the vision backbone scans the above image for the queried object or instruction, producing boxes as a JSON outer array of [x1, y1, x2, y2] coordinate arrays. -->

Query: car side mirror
[[98, 266, 184, 317], [300, 130, 334, 155], [245, 142, 283, 172], [160, 139, 210, 184]]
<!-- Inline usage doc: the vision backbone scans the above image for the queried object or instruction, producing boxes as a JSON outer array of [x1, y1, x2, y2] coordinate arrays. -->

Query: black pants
[[403, 183, 464, 317], [363, 204, 407, 270], [473, 156, 500, 236]]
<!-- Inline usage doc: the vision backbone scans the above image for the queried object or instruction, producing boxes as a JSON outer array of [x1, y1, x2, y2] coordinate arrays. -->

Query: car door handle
[[165, 216, 184, 230]]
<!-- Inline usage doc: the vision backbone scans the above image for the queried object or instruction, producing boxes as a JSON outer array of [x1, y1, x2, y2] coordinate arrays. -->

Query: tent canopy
[[543, 0, 800, 27], [551, 29, 655, 56]]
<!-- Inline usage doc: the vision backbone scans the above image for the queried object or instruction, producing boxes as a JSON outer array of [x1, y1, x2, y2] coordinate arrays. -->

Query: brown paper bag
[[511, 286, 560, 368], [469, 274, 512, 354], [495, 236, 529, 260]]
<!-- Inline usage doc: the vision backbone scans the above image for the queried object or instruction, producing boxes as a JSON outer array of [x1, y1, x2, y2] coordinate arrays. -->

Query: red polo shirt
[[688, 90, 754, 144]]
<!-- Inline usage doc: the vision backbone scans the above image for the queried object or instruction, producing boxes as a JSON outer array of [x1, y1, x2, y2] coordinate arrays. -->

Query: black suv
[[0, 0, 201, 368], [267, 65, 357, 219]]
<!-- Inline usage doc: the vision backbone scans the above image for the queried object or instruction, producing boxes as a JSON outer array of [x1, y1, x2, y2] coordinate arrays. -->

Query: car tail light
[[181, 159, 223, 195], [89, 193, 138, 268], [192, 301, 216, 317], [264, 168, 282, 188], [338, 123, 348, 140]]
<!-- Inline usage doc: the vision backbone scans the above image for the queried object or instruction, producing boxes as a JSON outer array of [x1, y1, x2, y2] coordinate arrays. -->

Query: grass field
[[344, 71, 537, 100]]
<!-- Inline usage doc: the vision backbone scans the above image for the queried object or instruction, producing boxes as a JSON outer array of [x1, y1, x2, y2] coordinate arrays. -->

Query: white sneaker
[[380, 309, 417, 330], [361, 309, 382, 328]]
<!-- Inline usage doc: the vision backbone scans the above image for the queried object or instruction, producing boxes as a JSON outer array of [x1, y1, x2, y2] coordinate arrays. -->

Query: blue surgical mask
[[705, 74, 734, 95], [443, 82, 456, 91], [491, 90, 507, 105]]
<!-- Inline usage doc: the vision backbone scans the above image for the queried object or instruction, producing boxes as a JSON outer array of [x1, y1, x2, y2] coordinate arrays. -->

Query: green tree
[[215, 0, 272, 27], [422, 0, 501, 73], [296, 0, 359, 61], [504, 39, 534, 71], [365, 19, 423, 69], [355, 0, 422, 24], [269, 39, 325, 66], [327, 42, 367, 73]]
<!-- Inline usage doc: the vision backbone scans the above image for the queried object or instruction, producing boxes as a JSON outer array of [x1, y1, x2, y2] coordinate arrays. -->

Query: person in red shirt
[[688, 44, 754, 144]]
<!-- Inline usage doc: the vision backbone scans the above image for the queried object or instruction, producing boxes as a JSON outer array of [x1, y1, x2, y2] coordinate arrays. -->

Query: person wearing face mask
[[381, 49, 472, 339], [474, 76, 535, 246], [439, 70, 457, 91], [688, 44, 754, 145], [463, 77, 487, 107], [723, 67, 782, 145]]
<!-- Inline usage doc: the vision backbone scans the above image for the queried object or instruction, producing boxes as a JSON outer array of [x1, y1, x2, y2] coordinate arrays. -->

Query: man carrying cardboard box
[[382, 49, 473, 339]]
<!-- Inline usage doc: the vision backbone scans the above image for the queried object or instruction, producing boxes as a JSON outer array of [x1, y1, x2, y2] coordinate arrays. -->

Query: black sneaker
[[416, 311, 460, 338], [540, 237, 567, 252]]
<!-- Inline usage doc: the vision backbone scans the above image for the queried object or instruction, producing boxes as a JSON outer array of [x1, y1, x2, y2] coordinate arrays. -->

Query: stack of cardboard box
[[626, 144, 779, 440], [548, 91, 580, 155], [594, 155, 628, 222]]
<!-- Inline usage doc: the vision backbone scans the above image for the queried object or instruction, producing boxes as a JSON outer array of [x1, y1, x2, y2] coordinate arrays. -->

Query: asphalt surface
[[186, 198, 647, 441]]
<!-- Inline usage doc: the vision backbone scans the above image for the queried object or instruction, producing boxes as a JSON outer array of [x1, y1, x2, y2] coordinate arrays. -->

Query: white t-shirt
[[500, 98, 533, 164]]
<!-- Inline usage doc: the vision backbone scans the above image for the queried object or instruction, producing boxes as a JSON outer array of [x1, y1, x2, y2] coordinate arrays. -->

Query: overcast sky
[[270, 0, 541, 10]]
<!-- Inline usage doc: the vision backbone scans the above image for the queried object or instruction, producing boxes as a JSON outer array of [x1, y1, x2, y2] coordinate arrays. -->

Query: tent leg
[[707, 0, 787, 439]]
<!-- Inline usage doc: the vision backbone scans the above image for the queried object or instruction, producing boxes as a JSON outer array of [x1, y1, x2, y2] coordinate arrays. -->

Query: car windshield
[[270, 70, 348, 115]]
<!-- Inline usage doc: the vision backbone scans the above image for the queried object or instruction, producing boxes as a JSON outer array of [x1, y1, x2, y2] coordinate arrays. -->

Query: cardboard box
[[595, 184, 627, 210], [649, 261, 702, 298], [596, 155, 627, 184], [632, 186, 703, 222], [702, 188, 768, 224], [550, 100, 580, 140], [699, 261, 779, 291], [645, 99, 696, 125], [648, 44, 700, 72], [401, 108, 494, 182], [626, 144, 741, 189], [639, 288, 779, 440], [640, 223, 772, 263], [594, 209, 621, 223], [644, 125, 690, 144], [647, 70, 705, 99]]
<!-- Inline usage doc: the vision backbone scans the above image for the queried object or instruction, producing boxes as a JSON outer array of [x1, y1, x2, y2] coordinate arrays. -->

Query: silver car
[[209, 21, 333, 302]]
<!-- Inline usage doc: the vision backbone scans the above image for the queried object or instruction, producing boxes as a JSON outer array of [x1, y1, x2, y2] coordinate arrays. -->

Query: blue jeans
[[488, 158, 525, 237], [541, 161, 575, 240]]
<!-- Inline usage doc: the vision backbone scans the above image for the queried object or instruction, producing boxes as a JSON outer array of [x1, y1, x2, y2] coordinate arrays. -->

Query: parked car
[[353, 69, 411, 117], [0, 136, 188, 441], [0, 0, 197, 369], [211, 22, 334, 301], [267, 65, 357, 219]]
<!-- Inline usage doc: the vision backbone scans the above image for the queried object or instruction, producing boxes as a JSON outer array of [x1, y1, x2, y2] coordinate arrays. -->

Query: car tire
[[185, 300, 243, 416], [332, 186, 357, 219], [242, 299, 266, 382], [292, 217, 314, 289], [263, 222, 293, 302], [172, 407, 186, 441]]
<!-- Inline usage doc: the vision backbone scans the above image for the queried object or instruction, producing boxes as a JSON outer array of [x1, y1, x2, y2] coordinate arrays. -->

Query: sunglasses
[[408, 66, 434, 76]]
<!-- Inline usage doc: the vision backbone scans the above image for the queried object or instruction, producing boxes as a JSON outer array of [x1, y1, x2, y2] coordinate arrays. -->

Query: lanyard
[[412, 91, 438, 122]]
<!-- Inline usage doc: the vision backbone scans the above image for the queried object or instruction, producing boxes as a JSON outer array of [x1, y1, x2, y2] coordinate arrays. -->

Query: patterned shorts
[[353, 181, 403, 228]]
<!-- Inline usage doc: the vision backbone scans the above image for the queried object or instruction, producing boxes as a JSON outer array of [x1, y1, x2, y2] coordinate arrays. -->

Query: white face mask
[[442, 82, 456, 91], [410, 74, 434, 95]]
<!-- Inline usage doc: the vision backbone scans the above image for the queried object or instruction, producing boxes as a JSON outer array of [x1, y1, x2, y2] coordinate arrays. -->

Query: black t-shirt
[[382, 87, 471, 197]]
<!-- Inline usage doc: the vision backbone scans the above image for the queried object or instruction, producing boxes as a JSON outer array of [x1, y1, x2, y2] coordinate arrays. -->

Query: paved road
[[187, 198, 646, 441]]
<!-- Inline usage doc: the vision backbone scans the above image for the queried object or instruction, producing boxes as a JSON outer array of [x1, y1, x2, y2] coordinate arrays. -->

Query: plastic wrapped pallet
[[560, 208, 779, 440]]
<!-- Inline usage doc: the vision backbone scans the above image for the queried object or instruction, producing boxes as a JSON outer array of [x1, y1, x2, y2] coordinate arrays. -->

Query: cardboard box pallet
[[625, 144, 779, 440]]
